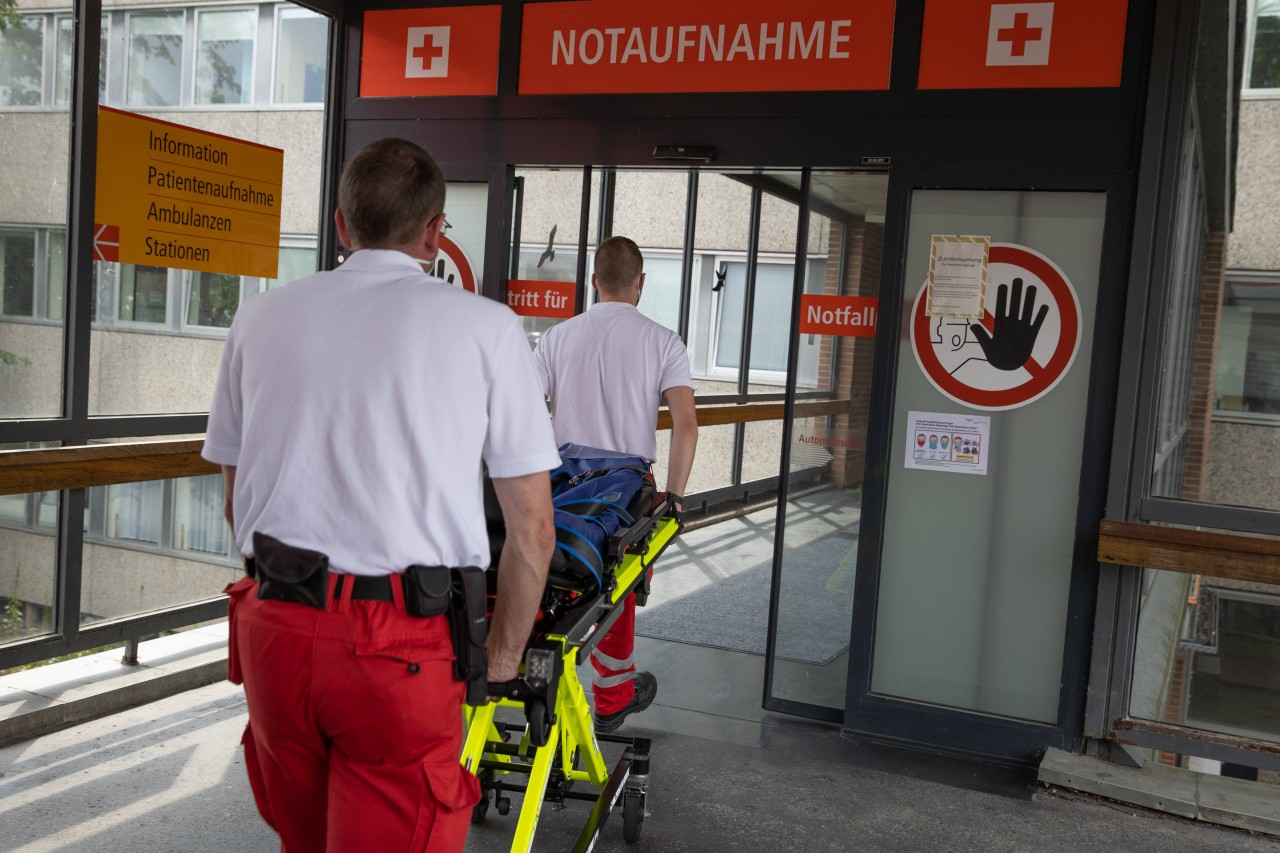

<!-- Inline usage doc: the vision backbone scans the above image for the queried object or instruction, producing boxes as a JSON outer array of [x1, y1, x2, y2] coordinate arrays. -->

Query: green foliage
[[1, 565, 25, 641], [0, 349, 32, 366], [0, 0, 20, 34]]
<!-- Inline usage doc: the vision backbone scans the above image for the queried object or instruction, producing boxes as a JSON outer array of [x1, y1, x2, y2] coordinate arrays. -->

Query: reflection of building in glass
[[1134, 2, 1280, 771], [0, 0, 327, 419], [0, 0, 329, 628]]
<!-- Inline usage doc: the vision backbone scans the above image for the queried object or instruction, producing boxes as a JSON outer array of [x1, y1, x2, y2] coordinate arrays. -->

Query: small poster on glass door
[[927, 235, 989, 318], [904, 410, 990, 475]]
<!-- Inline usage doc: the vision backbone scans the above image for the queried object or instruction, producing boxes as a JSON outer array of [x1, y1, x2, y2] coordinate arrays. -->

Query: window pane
[[47, 231, 65, 320], [36, 491, 58, 529], [84, 472, 240, 625], [1149, 123, 1207, 502], [1250, 10, 1280, 89], [1132, 569, 1280, 747], [55, 15, 109, 107], [1216, 279, 1280, 416], [91, 3, 329, 417], [187, 271, 240, 328], [1, 11, 69, 419], [715, 263, 795, 373], [274, 8, 328, 104], [0, 486, 58, 645], [174, 474, 230, 556], [107, 480, 163, 545], [262, 245, 317, 289], [127, 12, 183, 107], [514, 167, 588, 349], [195, 9, 255, 105], [0, 229, 35, 317], [0, 492, 26, 523], [635, 255, 683, 333], [117, 264, 168, 323], [611, 170, 689, 335], [55, 17, 72, 107], [0, 17, 43, 107]]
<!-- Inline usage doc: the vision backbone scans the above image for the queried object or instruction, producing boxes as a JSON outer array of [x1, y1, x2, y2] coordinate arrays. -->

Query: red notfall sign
[[507, 280, 577, 319], [360, 6, 502, 97], [918, 0, 1128, 89], [798, 295, 878, 337], [519, 0, 896, 95]]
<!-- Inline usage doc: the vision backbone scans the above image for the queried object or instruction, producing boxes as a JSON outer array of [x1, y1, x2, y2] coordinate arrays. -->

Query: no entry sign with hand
[[911, 243, 1082, 411]]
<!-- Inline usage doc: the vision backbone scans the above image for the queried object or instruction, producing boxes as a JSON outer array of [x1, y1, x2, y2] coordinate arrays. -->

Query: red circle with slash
[[911, 243, 1081, 411], [437, 235, 478, 294]]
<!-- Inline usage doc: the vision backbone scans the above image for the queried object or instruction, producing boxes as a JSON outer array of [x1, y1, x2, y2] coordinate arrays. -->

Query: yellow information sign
[[94, 107, 284, 278]]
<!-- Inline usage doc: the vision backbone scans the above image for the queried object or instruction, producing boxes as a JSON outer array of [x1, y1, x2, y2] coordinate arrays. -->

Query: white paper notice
[[904, 410, 991, 475], [927, 235, 989, 318]]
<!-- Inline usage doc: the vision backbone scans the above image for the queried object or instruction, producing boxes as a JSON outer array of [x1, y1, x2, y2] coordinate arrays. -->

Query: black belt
[[332, 574, 395, 602]]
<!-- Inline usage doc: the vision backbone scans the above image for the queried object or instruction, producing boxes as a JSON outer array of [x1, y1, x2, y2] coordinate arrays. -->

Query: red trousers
[[225, 575, 479, 853], [589, 591, 637, 715]]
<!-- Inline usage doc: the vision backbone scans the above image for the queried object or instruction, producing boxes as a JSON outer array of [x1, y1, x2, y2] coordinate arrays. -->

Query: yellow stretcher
[[460, 498, 682, 853]]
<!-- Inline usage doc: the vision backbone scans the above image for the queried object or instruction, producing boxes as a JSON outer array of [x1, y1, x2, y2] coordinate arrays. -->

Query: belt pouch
[[252, 532, 329, 610], [451, 567, 490, 706], [402, 564, 452, 617]]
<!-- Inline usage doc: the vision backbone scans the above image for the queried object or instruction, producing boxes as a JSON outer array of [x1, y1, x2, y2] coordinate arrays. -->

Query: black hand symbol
[[969, 278, 1048, 371], [433, 258, 455, 286]]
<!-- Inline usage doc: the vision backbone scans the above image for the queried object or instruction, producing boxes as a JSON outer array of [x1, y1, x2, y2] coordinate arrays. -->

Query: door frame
[[840, 166, 1136, 765]]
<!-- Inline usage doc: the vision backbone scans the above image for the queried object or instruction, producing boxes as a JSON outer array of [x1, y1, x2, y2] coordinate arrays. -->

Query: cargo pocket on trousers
[[409, 761, 481, 851], [240, 722, 278, 831], [224, 576, 254, 685]]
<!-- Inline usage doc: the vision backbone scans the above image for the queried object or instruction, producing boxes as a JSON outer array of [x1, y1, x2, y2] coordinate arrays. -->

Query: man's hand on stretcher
[[656, 491, 684, 527], [485, 471, 555, 690]]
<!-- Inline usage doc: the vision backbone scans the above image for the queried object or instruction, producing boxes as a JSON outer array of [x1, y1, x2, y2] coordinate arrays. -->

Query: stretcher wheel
[[622, 791, 644, 843], [527, 698, 551, 747], [471, 793, 489, 825]]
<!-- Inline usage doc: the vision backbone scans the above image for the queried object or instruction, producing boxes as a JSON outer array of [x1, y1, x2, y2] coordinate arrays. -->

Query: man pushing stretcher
[[534, 235, 699, 733]]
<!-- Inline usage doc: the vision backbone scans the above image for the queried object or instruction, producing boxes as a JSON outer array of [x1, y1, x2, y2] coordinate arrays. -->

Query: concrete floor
[[2, 637, 1278, 853]]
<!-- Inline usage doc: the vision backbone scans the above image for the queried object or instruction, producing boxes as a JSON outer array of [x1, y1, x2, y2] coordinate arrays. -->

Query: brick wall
[[820, 219, 884, 488], [1180, 230, 1226, 501]]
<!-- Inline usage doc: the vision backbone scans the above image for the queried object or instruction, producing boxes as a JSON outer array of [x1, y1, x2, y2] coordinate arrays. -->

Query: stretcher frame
[[460, 499, 681, 853]]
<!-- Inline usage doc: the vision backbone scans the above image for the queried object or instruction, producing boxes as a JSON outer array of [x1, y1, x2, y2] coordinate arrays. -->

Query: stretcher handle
[[606, 497, 682, 560], [484, 646, 561, 747], [485, 646, 560, 703]]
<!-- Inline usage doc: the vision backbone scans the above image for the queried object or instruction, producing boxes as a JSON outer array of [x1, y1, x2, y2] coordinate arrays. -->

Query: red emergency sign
[[360, 6, 502, 97], [918, 0, 1128, 89]]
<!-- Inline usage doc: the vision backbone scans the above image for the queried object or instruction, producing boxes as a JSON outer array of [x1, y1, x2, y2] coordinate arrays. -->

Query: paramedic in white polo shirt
[[534, 235, 698, 733], [202, 138, 560, 853]]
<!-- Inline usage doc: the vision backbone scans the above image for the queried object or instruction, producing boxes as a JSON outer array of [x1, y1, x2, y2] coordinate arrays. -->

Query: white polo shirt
[[202, 249, 561, 575], [533, 301, 693, 462]]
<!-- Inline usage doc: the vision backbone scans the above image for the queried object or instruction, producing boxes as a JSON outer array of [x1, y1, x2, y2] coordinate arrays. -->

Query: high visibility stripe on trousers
[[590, 591, 637, 715]]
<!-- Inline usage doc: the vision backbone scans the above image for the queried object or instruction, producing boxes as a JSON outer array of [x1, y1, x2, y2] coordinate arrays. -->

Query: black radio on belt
[[402, 564, 490, 705]]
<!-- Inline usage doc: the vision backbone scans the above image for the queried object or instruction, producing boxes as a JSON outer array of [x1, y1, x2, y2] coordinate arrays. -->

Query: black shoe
[[594, 672, 657, 734]]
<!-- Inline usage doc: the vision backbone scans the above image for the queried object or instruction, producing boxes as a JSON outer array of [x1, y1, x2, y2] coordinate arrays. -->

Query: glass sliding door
[[766, 171, 889, 715], [868, 190, 1104, 723]]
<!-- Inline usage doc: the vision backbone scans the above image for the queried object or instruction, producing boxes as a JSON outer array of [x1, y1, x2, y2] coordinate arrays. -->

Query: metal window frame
[[0, 0, 343, 673], [1089, 0, 1280, 769]]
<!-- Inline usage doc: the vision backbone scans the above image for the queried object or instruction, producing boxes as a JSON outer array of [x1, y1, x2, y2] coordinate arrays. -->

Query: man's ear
[[335, 209, 352, 250], [590, 273, 600, 292], [418, 213, 446, 262]]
